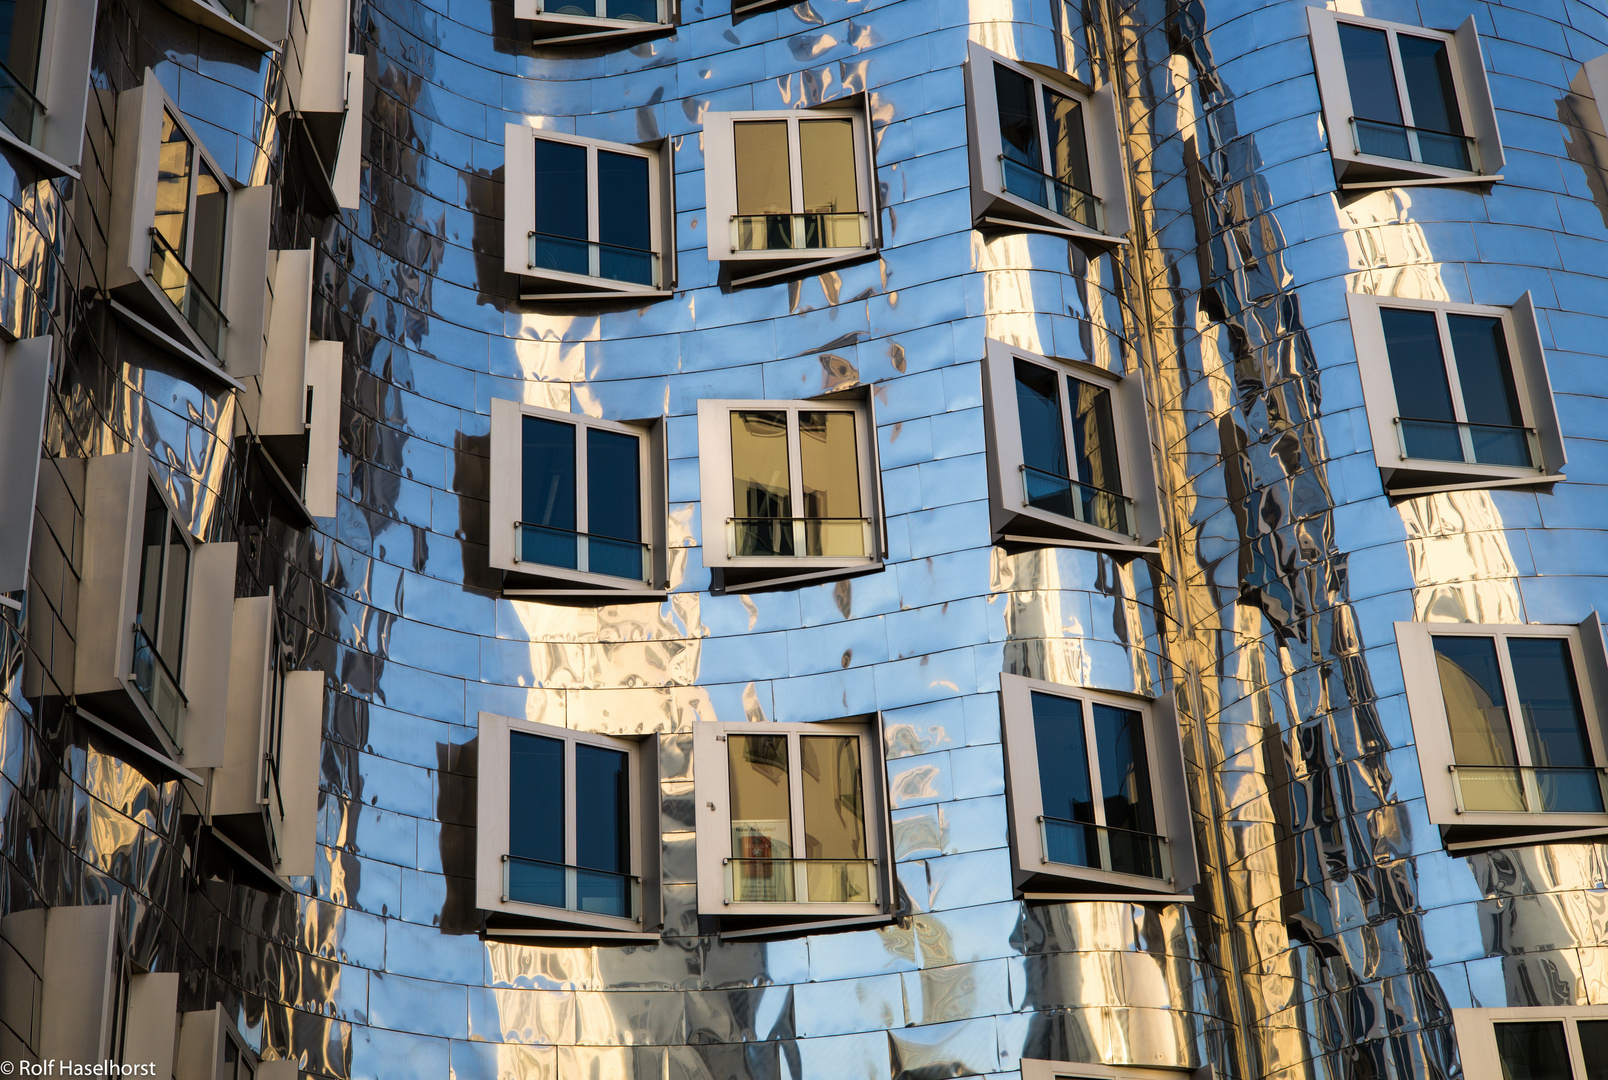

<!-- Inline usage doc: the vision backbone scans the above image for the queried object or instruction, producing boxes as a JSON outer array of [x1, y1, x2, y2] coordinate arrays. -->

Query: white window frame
[[1454, 1006, 1608, 1080], [502, 125, 672, 299], [701, 103, 880, 286], [1396, 617, 1608, 839], [488, 398, 667, 595], [692, 718, 893, 923], [1000, 674, 1195, 898], [696, 393, 885, 589], [1346, 292, 1564, 495], [474, 712, 658, 937], [108, 72, 273, 380], [963, 40, 1131, 243], [0, 335, 51, 592], [0, 0, 97, 176], [1308, 8, 1504, 189], [516, 0, 676, 42], [981, 338, 1159, 552]]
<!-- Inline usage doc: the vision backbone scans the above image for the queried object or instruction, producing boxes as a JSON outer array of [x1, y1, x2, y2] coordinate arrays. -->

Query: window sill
[[976, 190, 1129, 246], [0, 123, 79, 180], [717, 910, 898, 940], [154, 0, 279, 50], [520, 10, 675, 44], [724, 248, 880, 289], [518, 265, 672, 302], [711, 557, 884, 593], [109, 300, 243, 391], [497, 558, 664, 594], [481, 901, 648, 937], [1381, 457, 1558, 496], [994, 500, 1149, 553], [1016, 858, 1182, 898], [1334, 151, 1499, 190]]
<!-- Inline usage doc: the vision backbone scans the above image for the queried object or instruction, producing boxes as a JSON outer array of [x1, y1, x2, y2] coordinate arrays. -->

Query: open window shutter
[[489, 398, 523, 574], [1305, 9, 1354, 182], [0, 335, 50, 592], [1510, 291, 1565, 476], [178, 541, 239, 768], [504, 124, 535, 279], [216, 594, 274, 816], [1452, 16, 1504, 176], [1577, 614, 1608, 754], [1118, 372, 1163, 544], [275, 670, 326, 877], [304, 340, 343, 517]]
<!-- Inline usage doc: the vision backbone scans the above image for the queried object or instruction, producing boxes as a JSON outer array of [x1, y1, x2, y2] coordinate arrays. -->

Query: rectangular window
[[1013, 357, 1129, 536], [0, 0, 46, 141], [1453, 1008, 1608, 1080], [693, 719, 888, 921], [131, 480, 190, 749], [993, 63, 1099, 229], [148, 108, 229, 359]]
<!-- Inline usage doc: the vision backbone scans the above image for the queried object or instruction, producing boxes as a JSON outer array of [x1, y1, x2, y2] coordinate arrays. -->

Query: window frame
[[701, 102, 880, 285], [691, 717, 893, 923], [963, 40, 1132, 243], [0, 0, 97, 176], [502, 125, 673, 300], [981, 337, 1160, 551], [487, 397, 668, 596], [1308, 8, 1504, 188], [1397, 617, 1608, 838], [1000, 673, 1195, 898], [695, 393, 886, 588], [515, 0, 676, 43], [475, 711, 658, 937], [1453, 1006, 1608, 1080], [1346, 292, 1564, 495]]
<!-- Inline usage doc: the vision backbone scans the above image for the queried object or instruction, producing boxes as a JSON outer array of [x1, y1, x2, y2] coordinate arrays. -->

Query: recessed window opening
[[530, 136, 658, 288], [732, 117, 864, 253], [132, 481, 190, 750], [520, 414, 647, 582], [729, 408, 867, 559], [539, 0, 659, 19], [993, 62, 1099, 231], [151, 109, 229, 358], [1337, 21, 1474, 170], [1013, 357, 1131, 536], [0, 0, 46, 142]]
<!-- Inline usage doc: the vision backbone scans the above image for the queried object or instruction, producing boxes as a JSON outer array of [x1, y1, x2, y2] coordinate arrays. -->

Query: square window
[[963, 41, 1131, 242], [692, 718, 893, 928], [1453, 1007, 1608, 1080], [1308, 9, 1503, 188], [475, 712, 659, 936], [701, 103, 880, 286], [695, 394, 885, 591], [488, 399, 667, 595], [1396, 618, 1608, 845], [515, 0, 674, 42], [1347, 293, 1564, 494], [503, 125, 673, 299], [981, 338, 1160, 550], [1000, 674, 1195, 897]]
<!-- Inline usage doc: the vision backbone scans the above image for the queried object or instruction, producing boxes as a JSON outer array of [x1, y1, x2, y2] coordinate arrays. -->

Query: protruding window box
[[981, 338, 1160, 553], [0, 0, 95, 176], [517, 0, 675, 44], [1453, 1007, 1608, 1080], [476, 712, 660, 938], [70, 452, 238, 764], [701, 103, 880, 287], [155, 0, 289, 50], [1347, 292, 1564, 496], [1309, 8, 1503, 189], [1000, 674, 1196, 900], [488, 399, 667, 597], [1397, 618, 1608, 849], [964, 41, 1131, 244], [108, 73, 273, 380], [0, 335, 50, 592], [176, 1006, 269, 1080], [692, 718, 895, 933], [697, 391, 885, 591], [504, 125, 673, 300], [211, 591, 325, 879], [279, 0, 363, 212]]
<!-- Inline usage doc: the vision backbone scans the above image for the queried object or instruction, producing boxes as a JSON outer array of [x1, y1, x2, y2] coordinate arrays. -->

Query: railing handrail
[[502, 853, 641, 881], [516, 519, 648, 546], [996, 154, 1100, 203], [1018, 463, 1129, 505], [132, 621, 186, 702], [1348, 115, 1472, 141], [726, 515, 871, 523], [148, 227, 226, 316], [0, 58, 45, 117], [1037, 814, 1167, 844], [527, 230, 658, 259], [1393, 415, 1535, 433], [1449, 762, 1607, 772], [723, 855, 878, 864], [728, 210, 867, 222]]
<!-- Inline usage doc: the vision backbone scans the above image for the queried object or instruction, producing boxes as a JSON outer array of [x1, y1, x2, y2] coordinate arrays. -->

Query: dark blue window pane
[[607, 0, 657, 19], [586, 428, 643, 579], [994, 63, 1040, 168], [1032, 692, 1095, 868], [534, 138, 588, 277], [575, 744, 629, 874], [1398, 34, 1461, 135], [597, 151, 650, 252], [1496, 1023, 1572, 1080], [522, 416, 578, 570], [1092, 703, 1156, 835], [1381, 307, 1461, 462], [509, 732, 563, 866], [1446, 314, 1530, 466], [1509, 637, 1602, 813], [1338, 24, 1403, 125]]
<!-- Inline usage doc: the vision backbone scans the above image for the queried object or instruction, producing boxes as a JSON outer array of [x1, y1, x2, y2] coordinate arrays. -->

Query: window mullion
[[587, 146, 601, 278], [1387, 30, 1416, 130], [575, 421, 590, 573], [1034, 75, 1053, 175], [1439, 311, 1469, 421], [787, 409, 805, 556], [1083, 702, 1107, 828], [564, 739, 578, 910], [1057, 370, 1082, 522], [788, 118, 805, 215], [788, 730, 807, 902]]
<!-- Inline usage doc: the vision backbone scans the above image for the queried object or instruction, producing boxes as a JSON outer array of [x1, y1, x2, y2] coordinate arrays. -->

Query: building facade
[[3, 0, 1608, 1077]]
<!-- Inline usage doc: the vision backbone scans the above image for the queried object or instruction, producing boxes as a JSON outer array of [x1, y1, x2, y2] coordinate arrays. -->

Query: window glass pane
[[799, 118, 860, 248], [1579, 1019, 1608, 1080], [155, 111, 193, 256], [606, 0, 658, 20], [1509, 637, 1601, 813], [0, 0, 45, 90], [1338, 24, 1403, 125], [730, 410, 792, 557], [1446, 314, 1529, 467], [734, 120, 792, 215], [521, 416, 578, 569], [548, 0, 598, 14], [159, 522, 188, 673], [729, 734, 793, 902], [585, 428, 643, 580], [136, 483, 167, 632], [1031, 691, 1096, 868], [190, 161, 227, 302], [1397, 34, 1463, 135], [596, 149, 651, 252], [800, 735, 869, 902], [575, 743, 631, 916], [1381, 307, 1461, 462], [1068, 376, 1122, 530], [799, 411, 863, 558], [1434, 635, 1522, 812], [508, 732, 565, 907], [532, 138, 589, 277], [1015, 359, 1073, 517], [1496, 1022, 1573, 1080], [1042, 88, 1091, 193], [993, 63, 1041, 167], [1092, 703, 1161, 877]]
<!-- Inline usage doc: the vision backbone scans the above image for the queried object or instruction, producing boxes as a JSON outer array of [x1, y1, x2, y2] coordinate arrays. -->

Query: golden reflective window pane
[[733, 120, 791, 216], [799, 411, 861, 557], [728, 733, 792, 902]]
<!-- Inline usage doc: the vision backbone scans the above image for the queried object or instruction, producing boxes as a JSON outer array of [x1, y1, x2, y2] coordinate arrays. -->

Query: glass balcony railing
[[528, 232, 660, 288], [502, 855, 639, 918], [515, 521, 650, 582], [1020, 465, 1136, 538], [1039, 816, 1171, 881], [1351, 117, 1477, 173], [727, 516, 873, 559], [536, 0, 662, 19], [0, 60, 44, 148], [730, 212, 868, 252], [1000, 156, 1103, 232], [724, 857, 879, 905], [1393, 417, 1540, 470], [1450, 764, 1608, 815], [148, 229, 227, 361], [131, 623, 186, 751]]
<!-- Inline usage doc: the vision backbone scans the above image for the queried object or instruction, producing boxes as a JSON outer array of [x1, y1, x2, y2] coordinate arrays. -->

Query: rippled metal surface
[[7, 0, 1608, 1077]]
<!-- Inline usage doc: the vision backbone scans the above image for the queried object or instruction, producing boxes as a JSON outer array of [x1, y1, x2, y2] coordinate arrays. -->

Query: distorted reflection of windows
[[1347, 293, 1564, 493], [692, 719, 891, 923], [1308, 8, 1502, 186], [1000, 674, 1194, 896], [1398, 619, 1608, 840], [1453, 1007, 1608, 1080]]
